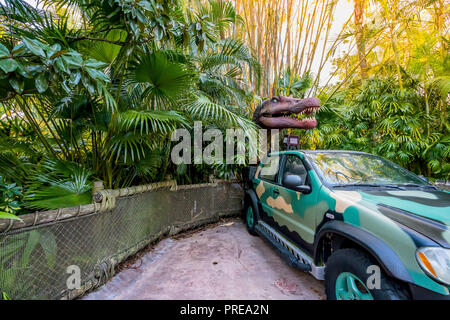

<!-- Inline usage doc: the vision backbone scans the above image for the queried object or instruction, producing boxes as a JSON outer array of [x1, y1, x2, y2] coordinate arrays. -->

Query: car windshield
[[306, 152, 430, 187]]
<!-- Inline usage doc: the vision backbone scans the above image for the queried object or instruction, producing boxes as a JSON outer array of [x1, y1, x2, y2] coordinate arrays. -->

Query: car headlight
[[416, 247, 450, 286]]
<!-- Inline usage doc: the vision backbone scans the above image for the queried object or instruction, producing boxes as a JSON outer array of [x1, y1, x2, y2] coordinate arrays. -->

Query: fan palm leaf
[[127, 51, 196, 109], [118, 110, 189, 135], [106, 131, 158, 163], [183, 94, 255, 130], [24, 158, 93, 210]]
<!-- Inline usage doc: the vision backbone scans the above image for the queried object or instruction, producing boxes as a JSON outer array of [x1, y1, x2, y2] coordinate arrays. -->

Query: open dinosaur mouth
[[259, 105, 320, 129]]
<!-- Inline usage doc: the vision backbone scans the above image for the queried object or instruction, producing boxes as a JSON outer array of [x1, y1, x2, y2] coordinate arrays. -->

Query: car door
[[273, 154, 318, 253], [254, 154, 281, 221]]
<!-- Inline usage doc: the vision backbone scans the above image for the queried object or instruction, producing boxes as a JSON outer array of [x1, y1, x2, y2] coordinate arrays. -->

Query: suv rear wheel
[[325, 248, 410, 300]]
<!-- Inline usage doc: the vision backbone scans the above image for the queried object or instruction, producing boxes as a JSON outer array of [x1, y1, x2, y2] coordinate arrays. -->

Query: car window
[[259, 155, 280, 182], [306, 152, 429, 186], [282, 155, 307, 185]]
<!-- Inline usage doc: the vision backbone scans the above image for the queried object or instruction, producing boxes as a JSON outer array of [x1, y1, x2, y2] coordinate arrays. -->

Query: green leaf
[[2, 292, 11, 300], [27, 188, 92, 210], [0, 59, 19, 73], [11, 43, 26, 56], [0, 43, 10, 58], [61, 80, 71, 93], [81, 76, 95, 94], [22, 38, 47, 57], [154, 26, 163, 41], [54, 57, 70, 74], [140, 0, 154, 11], [14, 62, 28, 78], [35, 73, 48, 93], [69, 72, 81, 85], [119, 110, 188, 134], [24, 159, 93, 210], [83, 59, 106, 69], [0, 211, 22, 221], [129, 52, 195, 106], [84, 67, 107, 81], [9, 78, 24, 94], [38, 230, 57, 268], [21, 230, 40, 267], [47, 44, 61, 58], [62, 51, 83, 68]]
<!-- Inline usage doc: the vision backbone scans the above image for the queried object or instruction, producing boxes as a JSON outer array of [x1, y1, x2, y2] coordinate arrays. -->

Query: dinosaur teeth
[[298, 106, 319, 116]]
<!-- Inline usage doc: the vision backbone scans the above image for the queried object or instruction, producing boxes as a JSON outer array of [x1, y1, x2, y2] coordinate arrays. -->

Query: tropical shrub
[[295, 77, 449, 180], [0, 176, 23, 220], [0, 0, 261, 213]]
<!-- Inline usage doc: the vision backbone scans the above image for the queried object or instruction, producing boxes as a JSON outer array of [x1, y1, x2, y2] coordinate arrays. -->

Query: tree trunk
[[354, 0, 368, 79], [435, 0, 446, 131]]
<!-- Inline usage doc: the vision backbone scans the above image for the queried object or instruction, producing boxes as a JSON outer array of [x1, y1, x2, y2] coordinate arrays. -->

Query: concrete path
[[84, 219, 325, 300]]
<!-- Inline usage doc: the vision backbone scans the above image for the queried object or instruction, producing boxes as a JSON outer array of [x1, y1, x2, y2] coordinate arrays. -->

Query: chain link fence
[[0, 181, 243, 300]]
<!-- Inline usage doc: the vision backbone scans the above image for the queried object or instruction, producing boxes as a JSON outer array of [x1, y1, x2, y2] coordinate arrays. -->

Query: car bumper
[[409, 284, 450, 300]]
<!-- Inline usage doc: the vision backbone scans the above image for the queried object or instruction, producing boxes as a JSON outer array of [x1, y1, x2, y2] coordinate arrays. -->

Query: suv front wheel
[[325, 248, 410, 300]]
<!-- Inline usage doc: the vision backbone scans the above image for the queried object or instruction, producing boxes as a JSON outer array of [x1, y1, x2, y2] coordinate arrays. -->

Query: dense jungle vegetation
[[0, 0, 448, 217]]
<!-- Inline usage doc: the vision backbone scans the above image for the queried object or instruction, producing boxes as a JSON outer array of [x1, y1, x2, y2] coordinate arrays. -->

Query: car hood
[[333, 188, 450, 247], [359, 189, 450, 224]]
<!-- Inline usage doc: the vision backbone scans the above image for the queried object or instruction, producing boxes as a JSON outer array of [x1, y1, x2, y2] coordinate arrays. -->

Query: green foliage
[[0, 33, 114, 109], [318, 0, 449, 180], [300, 77, 449, 180], [278, 70, 312, 98], [184, 95, 255, 130], [0, 229, 57, 297], [2, 0, 444, 216], [1, 291, 10, 300], [0, 0, 260, 211], [128, 51, 196, 107], [24, 159, 93, 210], [0, 176, 23, 220]]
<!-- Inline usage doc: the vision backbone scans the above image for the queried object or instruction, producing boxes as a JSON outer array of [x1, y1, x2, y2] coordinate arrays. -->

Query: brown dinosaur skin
[[253, 96, 321, 129]]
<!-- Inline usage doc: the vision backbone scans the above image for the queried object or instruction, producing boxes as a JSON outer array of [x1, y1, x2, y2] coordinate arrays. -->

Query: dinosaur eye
[[271, 97, 279, 103]]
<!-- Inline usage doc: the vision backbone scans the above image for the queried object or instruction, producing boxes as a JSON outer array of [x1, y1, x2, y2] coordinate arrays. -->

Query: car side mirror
[[282, 175, 311, 193]]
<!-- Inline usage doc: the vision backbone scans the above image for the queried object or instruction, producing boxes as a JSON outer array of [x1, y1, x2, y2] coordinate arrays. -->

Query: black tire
[[244, 202, 258, 236], [325, 248, 410, 300]]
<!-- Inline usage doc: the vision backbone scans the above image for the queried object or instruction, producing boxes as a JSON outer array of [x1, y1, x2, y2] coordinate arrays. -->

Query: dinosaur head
[[253, 96, 321, 129]]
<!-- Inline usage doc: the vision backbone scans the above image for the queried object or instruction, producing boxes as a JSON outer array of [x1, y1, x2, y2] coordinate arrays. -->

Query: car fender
[[314, 220, 413, 283], [244, 189, 261, 220]]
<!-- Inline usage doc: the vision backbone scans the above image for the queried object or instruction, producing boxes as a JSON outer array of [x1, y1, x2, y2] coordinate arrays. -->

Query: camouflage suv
[[244, 150, 450, 300]]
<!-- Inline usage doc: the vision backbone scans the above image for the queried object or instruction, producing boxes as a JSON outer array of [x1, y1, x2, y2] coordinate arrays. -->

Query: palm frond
[[1, 0, 82, 47], [127, 51, 196, 109], [106, 131, 157, 163], [198, 0, 243, 35], [118, 110, 189, 134], [24, 158, 93, 210], [427, 76, 450, 98], [183, 94, 255, 130], [0, 152, 32, 185]]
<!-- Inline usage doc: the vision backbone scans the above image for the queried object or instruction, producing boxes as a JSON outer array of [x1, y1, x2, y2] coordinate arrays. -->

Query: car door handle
[[273, 189, 280, 195]]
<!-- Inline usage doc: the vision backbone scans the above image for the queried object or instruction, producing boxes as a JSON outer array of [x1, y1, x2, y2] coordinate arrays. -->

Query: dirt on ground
[[84, 218, 325, 300]]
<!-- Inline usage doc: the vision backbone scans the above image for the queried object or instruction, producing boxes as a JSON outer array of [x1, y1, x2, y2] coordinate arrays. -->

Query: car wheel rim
[[246, 206, 254, 228], [335, 272, 373, 300]]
